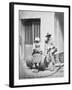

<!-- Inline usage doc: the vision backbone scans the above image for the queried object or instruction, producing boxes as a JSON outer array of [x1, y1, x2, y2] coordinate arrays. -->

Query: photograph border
[[9, 2, 70, 88]]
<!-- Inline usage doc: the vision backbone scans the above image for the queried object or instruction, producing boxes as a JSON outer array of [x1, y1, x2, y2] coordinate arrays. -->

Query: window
[[25, 23, 33, 44], [24, 19, 40, 44], [34, 23, 40, 40]]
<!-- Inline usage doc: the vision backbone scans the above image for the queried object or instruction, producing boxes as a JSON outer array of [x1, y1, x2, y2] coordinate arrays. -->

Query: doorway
[[22, 18, 41, 60]]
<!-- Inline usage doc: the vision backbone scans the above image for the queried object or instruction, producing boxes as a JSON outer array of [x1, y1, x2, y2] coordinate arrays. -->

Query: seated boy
[[32, 37, 42, 68]]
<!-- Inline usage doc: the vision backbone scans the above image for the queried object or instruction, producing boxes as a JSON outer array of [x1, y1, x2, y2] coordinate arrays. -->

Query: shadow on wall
[[55, 12, 64, 39]]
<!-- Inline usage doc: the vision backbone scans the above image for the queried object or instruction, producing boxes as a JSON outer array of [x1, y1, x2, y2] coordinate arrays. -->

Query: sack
[[32, 54, 42, 64]]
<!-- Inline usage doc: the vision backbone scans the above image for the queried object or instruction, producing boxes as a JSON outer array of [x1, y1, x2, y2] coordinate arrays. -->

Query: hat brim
[[45, 34, 51, 37], [34, 40, 40, 42]]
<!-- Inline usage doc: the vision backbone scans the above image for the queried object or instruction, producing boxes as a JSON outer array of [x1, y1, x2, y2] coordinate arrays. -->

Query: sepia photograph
[[9, 2, 70, 87]]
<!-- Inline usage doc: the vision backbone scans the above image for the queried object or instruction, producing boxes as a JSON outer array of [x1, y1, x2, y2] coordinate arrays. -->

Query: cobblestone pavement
[[19, 60, 64, 79]]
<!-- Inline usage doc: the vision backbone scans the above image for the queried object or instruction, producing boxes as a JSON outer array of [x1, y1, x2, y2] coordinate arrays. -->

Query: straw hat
[[34, 37, 40, 42]]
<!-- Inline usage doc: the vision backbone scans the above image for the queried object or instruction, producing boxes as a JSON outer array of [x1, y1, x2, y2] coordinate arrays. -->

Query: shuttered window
[[24, 19, 40, 44]]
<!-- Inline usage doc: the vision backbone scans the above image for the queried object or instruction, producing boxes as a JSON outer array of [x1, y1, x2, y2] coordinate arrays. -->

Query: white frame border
[[14, 4, 69, 86]]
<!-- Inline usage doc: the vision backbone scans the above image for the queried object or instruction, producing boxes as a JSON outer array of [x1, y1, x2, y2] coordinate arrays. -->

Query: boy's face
[[45, 37, 47, 41], [45, 37, 49, 43]]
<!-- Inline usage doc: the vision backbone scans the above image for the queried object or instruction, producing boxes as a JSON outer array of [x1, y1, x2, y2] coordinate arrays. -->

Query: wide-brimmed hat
[[34, 37, 40, 42], [45, 33, 51, 37]]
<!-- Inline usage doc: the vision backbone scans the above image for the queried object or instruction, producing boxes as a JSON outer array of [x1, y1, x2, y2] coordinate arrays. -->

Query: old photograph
[[19, 10, 64, 79], [9, 2, 70, 87]]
